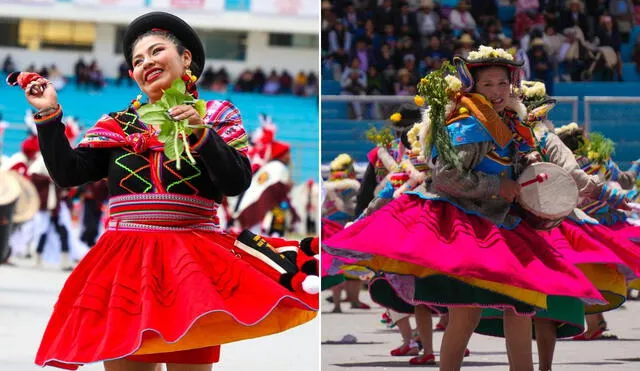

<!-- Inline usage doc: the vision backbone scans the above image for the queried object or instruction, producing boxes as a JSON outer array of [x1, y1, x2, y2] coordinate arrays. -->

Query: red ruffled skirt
[[35, 194, 317, 369]]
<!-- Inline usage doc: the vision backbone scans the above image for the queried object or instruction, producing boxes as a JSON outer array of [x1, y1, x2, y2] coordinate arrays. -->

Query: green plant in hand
[[416, 61, 461, 170], [136, 78, 208, 170]]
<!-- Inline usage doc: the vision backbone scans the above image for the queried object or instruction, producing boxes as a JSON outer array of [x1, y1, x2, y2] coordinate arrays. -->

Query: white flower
[[521, 80, 546, 99], [445, 75, 462, 93], [554, 122, 580, 136], [467, 45, 514, 61], [407, 123, 422, 154]]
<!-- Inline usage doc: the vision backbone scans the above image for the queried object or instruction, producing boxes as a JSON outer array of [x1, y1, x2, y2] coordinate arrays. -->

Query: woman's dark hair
[[557, 129, 585, 152]]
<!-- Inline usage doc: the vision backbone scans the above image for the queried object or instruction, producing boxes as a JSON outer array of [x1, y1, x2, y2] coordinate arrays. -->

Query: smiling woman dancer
[[9, 11, 316, 371], [323, 45, 604, 371]]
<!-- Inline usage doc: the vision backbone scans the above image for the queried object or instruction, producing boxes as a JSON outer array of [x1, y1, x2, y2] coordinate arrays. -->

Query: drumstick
[[520, 173, 548, 187]]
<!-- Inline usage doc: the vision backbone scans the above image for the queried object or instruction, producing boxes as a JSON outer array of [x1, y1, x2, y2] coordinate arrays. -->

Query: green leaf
[[157, 128, 173, 143], [171, 79, 186, 94], [162, 88, 184, 107], [164, 136, 176, 159], [140, 110, 170, 126], [194, 100, 207, 117], [137, 102, 167, 116]]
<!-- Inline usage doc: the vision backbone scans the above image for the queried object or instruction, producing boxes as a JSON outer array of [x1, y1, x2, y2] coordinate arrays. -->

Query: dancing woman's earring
[[131, 93, 143, 109]]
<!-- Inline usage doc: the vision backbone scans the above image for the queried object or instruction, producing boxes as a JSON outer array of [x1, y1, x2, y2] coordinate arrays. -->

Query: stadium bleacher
[[0, 76, 318, 183]]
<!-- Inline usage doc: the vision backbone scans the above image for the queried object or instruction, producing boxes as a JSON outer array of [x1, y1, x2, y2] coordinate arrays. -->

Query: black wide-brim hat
[[453, 55, 523, 92], [391, 103, 422, 129], [123, 12, 205, 78]]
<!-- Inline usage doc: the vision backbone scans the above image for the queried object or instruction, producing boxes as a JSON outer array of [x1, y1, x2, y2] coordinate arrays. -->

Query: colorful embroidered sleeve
[[432, 141, 500, 200], [605, 159, 638, 190], [193, 100, 248, 155], [191, 100, 252, 196]]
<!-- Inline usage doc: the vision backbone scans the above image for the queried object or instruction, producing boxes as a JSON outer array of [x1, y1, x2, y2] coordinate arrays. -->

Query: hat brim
[[454, 56, 523, 69], [123, 12, 205, 78]]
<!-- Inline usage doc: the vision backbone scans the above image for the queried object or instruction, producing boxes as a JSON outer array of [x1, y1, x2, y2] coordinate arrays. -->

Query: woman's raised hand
[[25, 77, 58, 110]]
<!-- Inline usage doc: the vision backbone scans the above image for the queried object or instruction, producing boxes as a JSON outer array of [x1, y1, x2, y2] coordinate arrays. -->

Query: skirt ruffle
[[553, 220, 640, 313], [35, 230, 317, 369], [324, 195, 605, 311]]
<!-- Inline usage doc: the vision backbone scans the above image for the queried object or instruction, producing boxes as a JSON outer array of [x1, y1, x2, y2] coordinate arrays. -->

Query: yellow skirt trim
[[357, 256, 548, 309], [629, 279, 640, 291], [578, 263, 626, 314], [133, 307, 317, 355]]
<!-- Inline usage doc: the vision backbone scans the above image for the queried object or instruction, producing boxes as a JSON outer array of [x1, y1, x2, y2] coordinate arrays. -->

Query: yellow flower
[[414, 95, 425, 107], [420, 78, 428, 85], [390, 112, 402, 122], [330, 153, 353, 170]]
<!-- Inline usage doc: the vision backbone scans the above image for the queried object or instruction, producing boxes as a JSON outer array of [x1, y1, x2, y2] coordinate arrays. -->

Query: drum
[[0, 171, 21, 262], [516, 162, 579, 230], [7, 171, 39, 224]]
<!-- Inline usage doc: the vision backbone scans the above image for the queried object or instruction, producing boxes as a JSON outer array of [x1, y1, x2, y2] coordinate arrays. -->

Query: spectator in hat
[[449, 0, 478, 34], [394, 68, 416, 96], [528, 38, 554, 92], [560, 0, 588, 38], [417, 0, 440, 45], [594, 15, 623, 80], [455, 33, 476, 58]]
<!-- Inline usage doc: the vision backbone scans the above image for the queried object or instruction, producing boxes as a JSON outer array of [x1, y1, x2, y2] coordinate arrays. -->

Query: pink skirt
[[324, 195, 604, 309]]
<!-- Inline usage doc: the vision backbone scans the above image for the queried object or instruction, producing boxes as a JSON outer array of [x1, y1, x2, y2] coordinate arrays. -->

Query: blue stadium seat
[[321, 80, 341, 95], [225, 0, 250, 11], [554, 82, 640, 97], [623, 63, 640, 81]]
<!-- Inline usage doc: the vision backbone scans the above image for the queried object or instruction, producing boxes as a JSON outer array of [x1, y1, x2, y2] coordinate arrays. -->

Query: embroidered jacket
[[33, 101, 251, 204]]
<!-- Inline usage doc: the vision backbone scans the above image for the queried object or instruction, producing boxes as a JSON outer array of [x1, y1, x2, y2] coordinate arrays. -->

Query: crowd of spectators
[[3, 55, 317, 97], [322, 0, 640, 118], [199, 67, 318, 97]]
